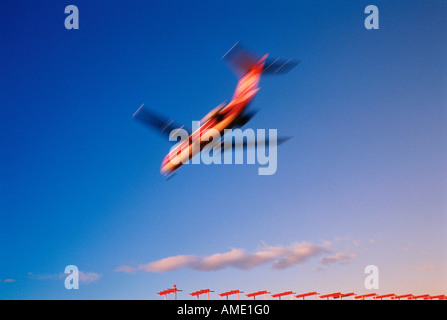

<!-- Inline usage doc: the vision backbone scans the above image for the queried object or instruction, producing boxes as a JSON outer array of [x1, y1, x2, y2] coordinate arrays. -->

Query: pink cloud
[[139, 255, 200, 272], [195, 248, 247, 271], [78, 271, 101, 283], [272, 242, 329, 269], [319, 252, 357, 265], [0, 279, 16, 283], [116, 241, 345, 273]]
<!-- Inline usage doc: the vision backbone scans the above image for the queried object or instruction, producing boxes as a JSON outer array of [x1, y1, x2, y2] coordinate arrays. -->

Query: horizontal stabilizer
[[223, 42, 299, 76], [263, 58, 300, 74]]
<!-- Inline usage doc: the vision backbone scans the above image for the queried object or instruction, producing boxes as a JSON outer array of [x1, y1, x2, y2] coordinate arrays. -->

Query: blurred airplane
[[133, 42, 299, 177]]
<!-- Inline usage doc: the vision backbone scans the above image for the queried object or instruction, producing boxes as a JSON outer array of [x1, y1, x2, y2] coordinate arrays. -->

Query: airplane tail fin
[[222, 42, 300, 77], [222, 42, 259, 77]]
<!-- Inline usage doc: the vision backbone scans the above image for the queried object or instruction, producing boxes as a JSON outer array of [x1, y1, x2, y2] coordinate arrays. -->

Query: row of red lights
[[157, 285, 446, 300]]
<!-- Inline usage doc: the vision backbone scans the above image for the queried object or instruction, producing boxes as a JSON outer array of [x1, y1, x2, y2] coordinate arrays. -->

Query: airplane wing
[[218, 136, 292, 151], [133, 104, 191, 138]]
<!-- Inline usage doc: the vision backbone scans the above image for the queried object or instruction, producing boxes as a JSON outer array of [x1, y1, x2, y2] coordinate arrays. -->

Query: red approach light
[[295, 292, 319, 300], [319, 292, 341, 299], [354, 293, 377, 300], [319, 292, 355, 300], [374, 293, 396, 300], [246, 290, 271, 300], [219, 290, 243, 300], [157, 284, 181, 300], [190, 289, 214, 300], [412, 294, 430, 300], [427, 294, 447, 300], [271, 291, 296, 300], [341, 292, 355, 299], [394, 294, 413, 300]]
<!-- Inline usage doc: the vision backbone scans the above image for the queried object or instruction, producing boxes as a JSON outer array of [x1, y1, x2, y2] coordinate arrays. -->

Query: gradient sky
[[1, 0, 446, 299]]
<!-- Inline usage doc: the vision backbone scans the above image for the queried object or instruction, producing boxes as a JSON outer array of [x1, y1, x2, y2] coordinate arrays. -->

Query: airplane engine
[[200, 102, 226, 125]]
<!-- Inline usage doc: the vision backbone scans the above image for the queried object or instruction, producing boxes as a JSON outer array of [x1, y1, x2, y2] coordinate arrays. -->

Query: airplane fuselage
[[160, 55, 267, 176]]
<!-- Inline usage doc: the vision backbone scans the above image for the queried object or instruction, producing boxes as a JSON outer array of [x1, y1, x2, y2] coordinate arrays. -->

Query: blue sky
[[1, 0, 446, 299]]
